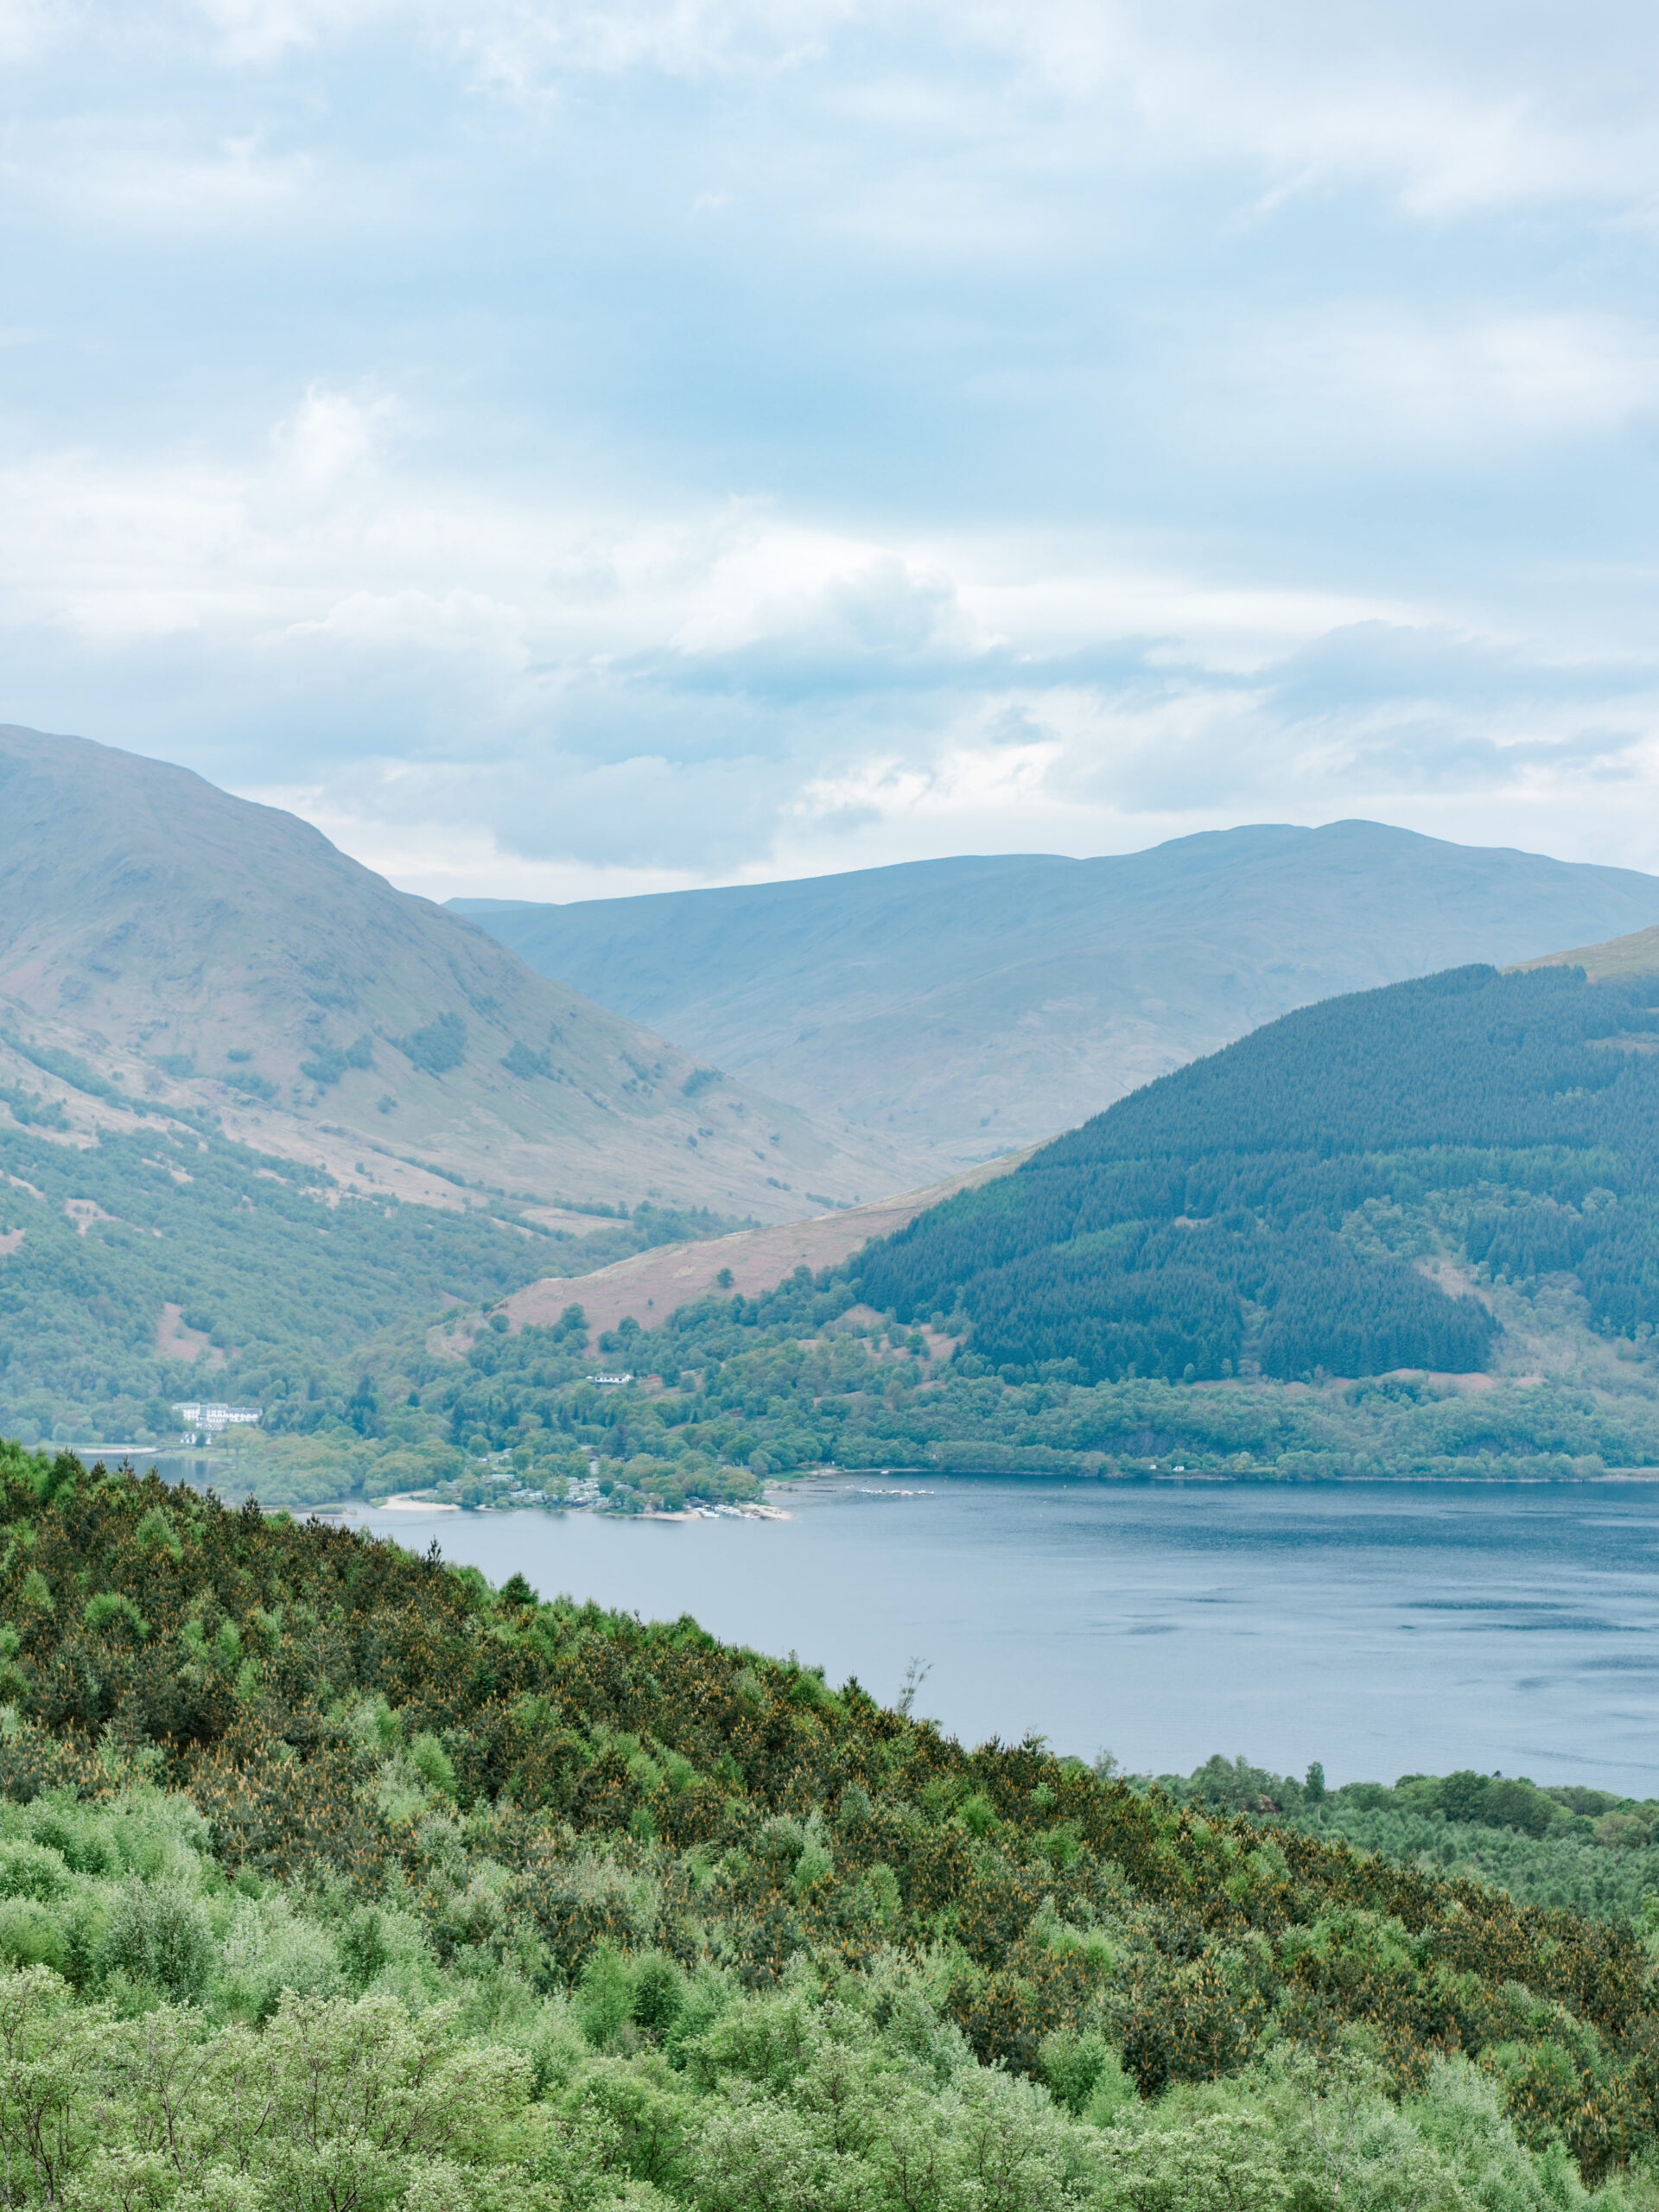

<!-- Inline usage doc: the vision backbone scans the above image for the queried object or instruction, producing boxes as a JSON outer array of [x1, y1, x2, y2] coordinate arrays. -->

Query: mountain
[[853, 961, 1659, 1384], [454, 823, 1659, 1160], [0, 724, 927, 1222]]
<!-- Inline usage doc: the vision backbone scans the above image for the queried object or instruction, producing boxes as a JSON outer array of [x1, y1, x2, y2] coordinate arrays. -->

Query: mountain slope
[[455, 823, 1659, 1160], [850, 961, 1659, 1384], [494, 1147, 1031, 1342], [0, 725, 927, 1220], [1521, 919, 1659, 982]]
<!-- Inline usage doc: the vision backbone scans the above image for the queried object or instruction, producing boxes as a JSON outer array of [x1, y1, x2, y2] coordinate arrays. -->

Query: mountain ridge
[[455, 823, 1659, 1160]]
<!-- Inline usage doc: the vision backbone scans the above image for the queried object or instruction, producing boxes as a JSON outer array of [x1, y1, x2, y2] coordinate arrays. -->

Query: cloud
[[3, 1, 1659, 898]]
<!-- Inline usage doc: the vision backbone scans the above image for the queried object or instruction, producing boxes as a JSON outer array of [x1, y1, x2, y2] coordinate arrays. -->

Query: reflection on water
[[336, 1479, 1659, 1790]]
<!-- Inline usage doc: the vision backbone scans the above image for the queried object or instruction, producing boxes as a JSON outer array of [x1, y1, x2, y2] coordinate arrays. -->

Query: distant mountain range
[[0, 725, 925, 1221], [455, 824, 1659, 1160]]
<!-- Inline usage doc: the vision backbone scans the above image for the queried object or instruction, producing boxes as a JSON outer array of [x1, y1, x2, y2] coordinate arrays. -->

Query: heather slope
[[0, 1438, 1655, 2202]]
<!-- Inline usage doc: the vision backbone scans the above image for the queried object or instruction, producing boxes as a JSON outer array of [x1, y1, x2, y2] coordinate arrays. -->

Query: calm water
[[331, 1478, 1659, 1793]]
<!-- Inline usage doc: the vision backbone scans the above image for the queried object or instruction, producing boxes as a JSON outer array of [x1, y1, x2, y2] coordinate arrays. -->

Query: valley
[[10, 723, 1659, 1520]]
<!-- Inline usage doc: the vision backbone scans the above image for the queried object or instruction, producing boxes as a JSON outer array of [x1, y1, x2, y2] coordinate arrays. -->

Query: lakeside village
[[169, 1387, 799, 1522]]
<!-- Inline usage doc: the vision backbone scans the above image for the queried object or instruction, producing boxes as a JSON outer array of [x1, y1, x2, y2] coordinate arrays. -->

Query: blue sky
[[3, 0, 1657, 899]]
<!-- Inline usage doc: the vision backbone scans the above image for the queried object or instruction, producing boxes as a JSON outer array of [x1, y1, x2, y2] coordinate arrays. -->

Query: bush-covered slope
[[1152, 1753, 1659, 1931], [4, 1439, 1659, 2204], [855, 964, 1659, 1385], [0, 1106, 739, 1450]]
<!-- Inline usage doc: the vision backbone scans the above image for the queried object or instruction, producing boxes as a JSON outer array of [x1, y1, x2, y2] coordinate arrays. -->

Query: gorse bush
[[0, 1434, 1657, 2205]]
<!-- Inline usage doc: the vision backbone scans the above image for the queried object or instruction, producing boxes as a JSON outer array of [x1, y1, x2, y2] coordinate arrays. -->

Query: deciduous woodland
[[0, 1437, 1658, 2206]]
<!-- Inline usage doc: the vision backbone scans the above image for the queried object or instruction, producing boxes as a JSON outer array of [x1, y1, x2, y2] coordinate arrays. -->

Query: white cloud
[[3, 0, 1659, 902], [1238, 310, 1659, 445]]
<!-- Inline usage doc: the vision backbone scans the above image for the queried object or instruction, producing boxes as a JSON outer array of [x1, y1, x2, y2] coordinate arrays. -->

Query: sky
[[3, 1, 1658, 903]]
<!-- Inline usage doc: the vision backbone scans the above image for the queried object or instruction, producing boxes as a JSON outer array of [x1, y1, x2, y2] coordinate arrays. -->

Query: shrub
[[99, 1881, 214, 2003], [0, 1899, 67, 1974]]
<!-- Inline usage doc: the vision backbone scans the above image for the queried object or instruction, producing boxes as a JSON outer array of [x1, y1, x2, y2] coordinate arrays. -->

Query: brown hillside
[[483, 1148, 1033, 1344], [1516, 922, 1659, 982], [0, 725, 930, 1218]]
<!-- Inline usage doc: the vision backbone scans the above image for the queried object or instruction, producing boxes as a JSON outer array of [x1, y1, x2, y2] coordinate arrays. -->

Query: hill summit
[[456, 823, 1659, 1159], [0, 725, 925, 1221]]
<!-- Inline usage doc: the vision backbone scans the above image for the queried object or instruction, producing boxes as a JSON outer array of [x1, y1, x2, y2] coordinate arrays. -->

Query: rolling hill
[[0, 724, 927, 1221], [455, 823, 1659, 1160]]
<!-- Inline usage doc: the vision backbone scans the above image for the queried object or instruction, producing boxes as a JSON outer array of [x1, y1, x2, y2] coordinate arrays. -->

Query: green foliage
[[438, 1270, 1659, 1492], [1153, 1751, 1659, 1929], [397, 1013, 468, 1076], [0, 1442, 1645, 2206], [82, 1592, 149, 1640], [0, 1111, 747, 1462], [503, 1042, 554, 1081], [299, 1032, 375, 1089], [135, 1506, 182, 1561], [1, 1031, 121, 1103]]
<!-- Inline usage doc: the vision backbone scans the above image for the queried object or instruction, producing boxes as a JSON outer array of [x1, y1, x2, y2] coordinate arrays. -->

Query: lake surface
[[341, 1478, 1659, 1793]]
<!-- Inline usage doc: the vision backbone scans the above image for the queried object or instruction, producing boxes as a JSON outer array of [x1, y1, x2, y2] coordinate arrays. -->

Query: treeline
[[1155, 1754, 1659, 1928], [399, 1275, 1658, 1512], [3, 1437, 1659, 2206], [855, 965, 1659, 1383]]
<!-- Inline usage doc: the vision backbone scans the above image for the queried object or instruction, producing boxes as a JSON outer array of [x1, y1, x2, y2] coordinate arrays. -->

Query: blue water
[[344, 1478, 1659, 1794]]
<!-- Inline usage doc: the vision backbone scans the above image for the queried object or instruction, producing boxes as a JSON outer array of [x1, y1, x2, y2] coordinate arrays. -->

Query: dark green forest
[[858, 965, 1659, 1385], [2, 1434, 1659, 2207]]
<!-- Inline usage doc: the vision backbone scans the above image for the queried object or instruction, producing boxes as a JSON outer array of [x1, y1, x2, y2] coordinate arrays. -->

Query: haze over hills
[[0, 725, 926, 1222], [455, 823, 1659, 1160]]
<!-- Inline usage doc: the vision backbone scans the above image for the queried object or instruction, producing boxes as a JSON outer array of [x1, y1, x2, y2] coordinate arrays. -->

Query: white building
[[172, 1402, 262, 1433]]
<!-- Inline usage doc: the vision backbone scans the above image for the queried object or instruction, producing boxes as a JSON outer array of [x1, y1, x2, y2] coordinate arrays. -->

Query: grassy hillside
[[1, 1438, 1658, 2206], [0, 723, 926, 1221], [1523, 924, 1659, 986], [456, 822, 1659, 1160]]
